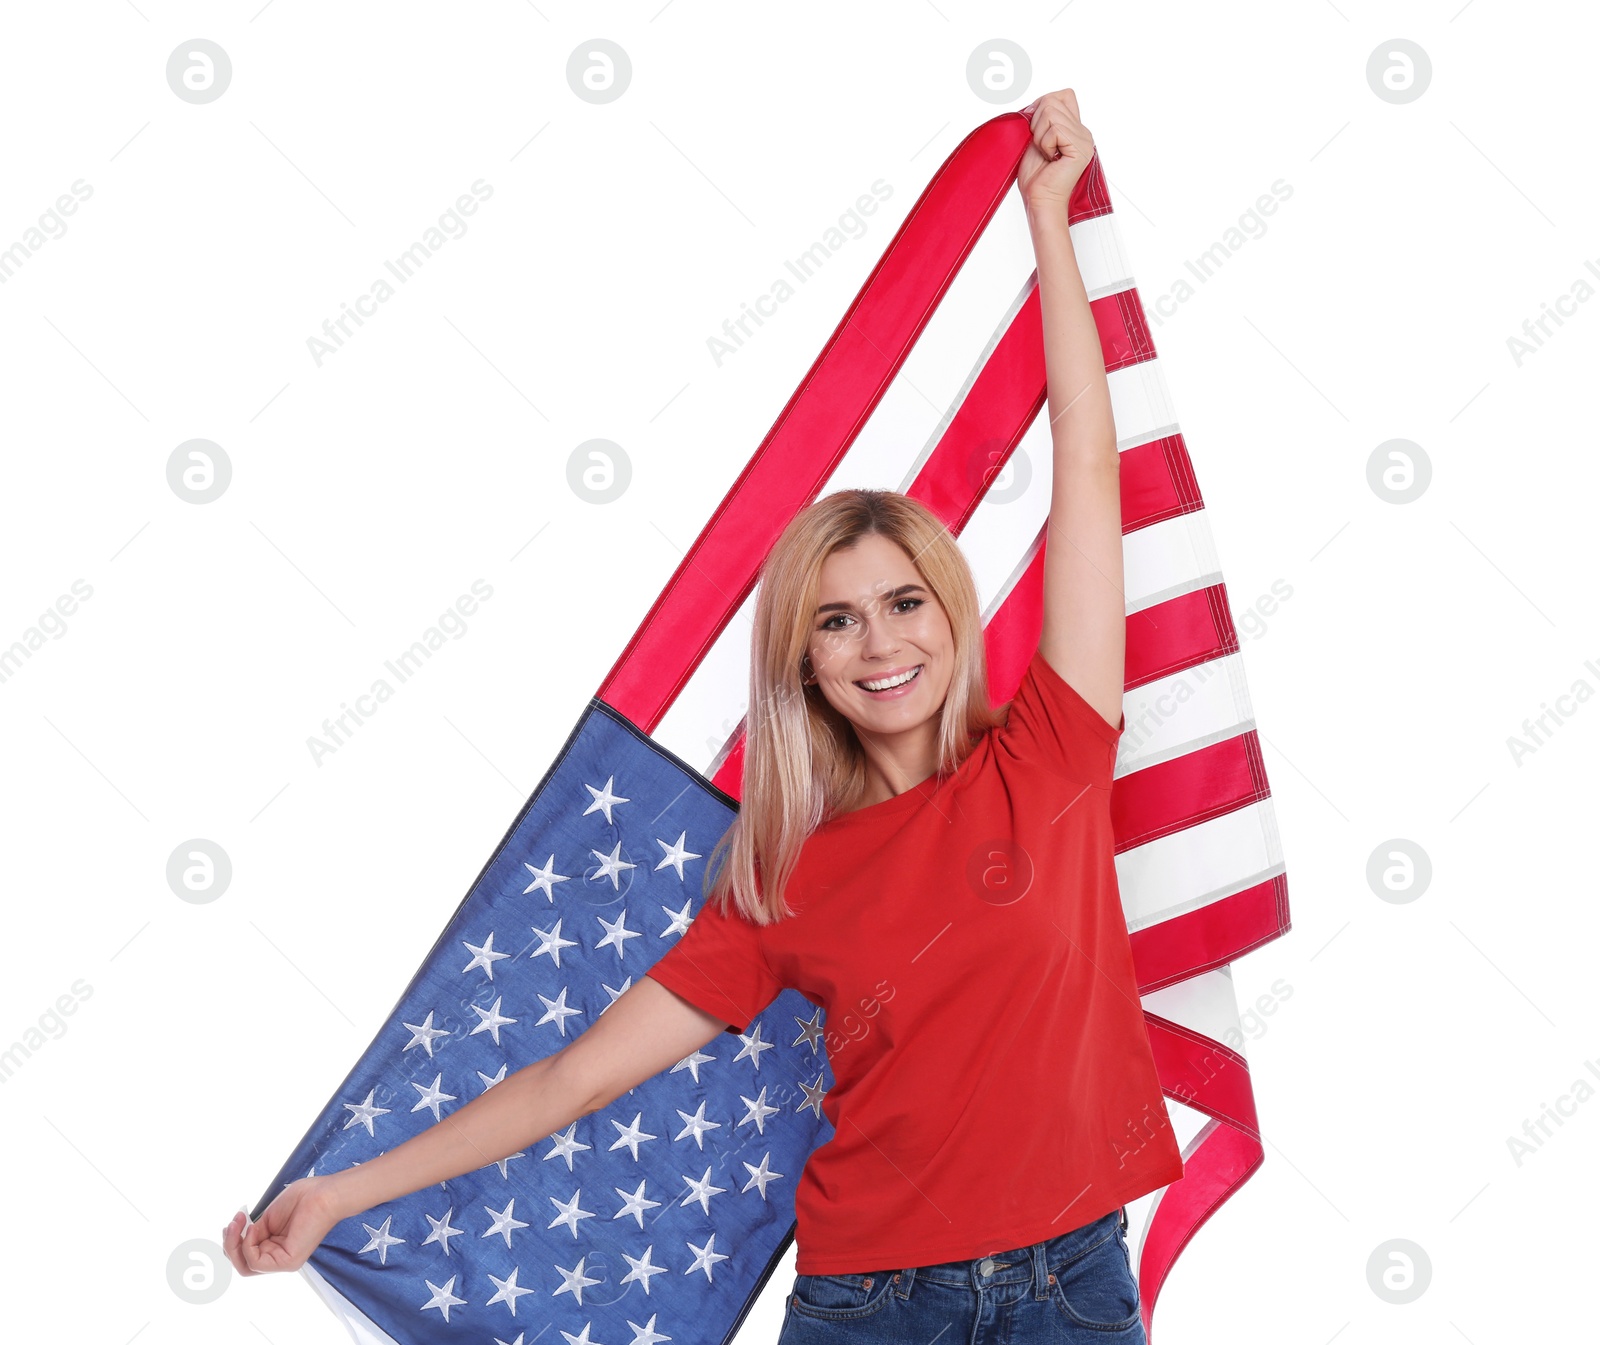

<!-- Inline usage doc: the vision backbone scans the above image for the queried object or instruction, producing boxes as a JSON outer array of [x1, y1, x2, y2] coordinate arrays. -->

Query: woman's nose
[[859, 621, 900, 657]]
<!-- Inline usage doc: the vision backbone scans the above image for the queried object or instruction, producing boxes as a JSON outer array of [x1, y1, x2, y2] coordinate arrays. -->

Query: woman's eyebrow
[[814, 583, 927, 615]]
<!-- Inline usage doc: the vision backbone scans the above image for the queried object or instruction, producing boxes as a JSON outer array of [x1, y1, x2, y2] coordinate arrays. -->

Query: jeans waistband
[[887, 1206, 1126, 1302]]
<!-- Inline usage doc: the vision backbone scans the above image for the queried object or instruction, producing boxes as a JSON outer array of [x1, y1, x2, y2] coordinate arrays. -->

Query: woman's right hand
[[222, 1176, 344, 1275]]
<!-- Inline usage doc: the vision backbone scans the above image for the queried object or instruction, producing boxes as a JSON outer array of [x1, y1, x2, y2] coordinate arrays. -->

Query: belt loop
[[1119, 1204, 1129, 1232], [1029, 1238, 1050, 1301], [893, 1265, 917, 1300]]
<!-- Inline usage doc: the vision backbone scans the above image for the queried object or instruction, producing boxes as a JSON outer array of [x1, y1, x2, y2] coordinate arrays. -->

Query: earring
[[800, 654, 815, 684]]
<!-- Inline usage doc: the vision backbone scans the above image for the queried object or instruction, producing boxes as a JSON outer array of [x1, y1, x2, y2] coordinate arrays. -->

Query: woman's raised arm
[[1018, 89, 1126, 733]]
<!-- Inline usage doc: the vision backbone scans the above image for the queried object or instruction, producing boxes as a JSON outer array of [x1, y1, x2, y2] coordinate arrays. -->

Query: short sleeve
[[645, 895, 783, 1035], [996, 644, 1124, 789]]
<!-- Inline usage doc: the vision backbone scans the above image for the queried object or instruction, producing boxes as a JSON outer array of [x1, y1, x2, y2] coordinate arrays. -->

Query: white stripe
[[1162, 1093, 1216, 1159], [1125, 1111, 1227, 1280], [1108, 356, 1179, 450], [961, 410, 1052, 616], [1141, 964, 1247, 1048], [1122, 508, 1222, 616], [869, 203, 1040, 493], [1067, 210, 1135, 298], [1115, 800, 1286, 932], [648, 586, 760, 780], [1114, 651, 1257, 776]]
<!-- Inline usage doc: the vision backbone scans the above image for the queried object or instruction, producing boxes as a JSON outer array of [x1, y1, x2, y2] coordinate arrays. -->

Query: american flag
[[254, 110, 1290, 1344]]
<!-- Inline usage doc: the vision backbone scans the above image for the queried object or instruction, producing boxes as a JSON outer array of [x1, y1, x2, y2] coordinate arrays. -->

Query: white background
[[1, 2, 1595, 1342]]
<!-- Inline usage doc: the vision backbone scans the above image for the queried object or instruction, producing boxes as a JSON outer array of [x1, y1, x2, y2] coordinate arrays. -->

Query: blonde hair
[[702, 489, 1006, 925]]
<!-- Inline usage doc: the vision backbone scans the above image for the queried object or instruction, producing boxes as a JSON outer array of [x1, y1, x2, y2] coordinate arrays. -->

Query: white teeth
[[859, 666, 921, 692]]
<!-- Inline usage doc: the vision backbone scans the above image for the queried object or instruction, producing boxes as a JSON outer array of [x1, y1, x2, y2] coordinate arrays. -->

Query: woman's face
[[805, 535, 955, 734]]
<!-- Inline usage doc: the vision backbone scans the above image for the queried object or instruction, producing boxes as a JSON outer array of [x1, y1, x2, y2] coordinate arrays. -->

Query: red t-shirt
[[645, 645, 1185, 1274]]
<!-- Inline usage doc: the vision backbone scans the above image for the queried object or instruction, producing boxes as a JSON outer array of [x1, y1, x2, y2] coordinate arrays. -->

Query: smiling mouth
[[854, 665, 923, 694]]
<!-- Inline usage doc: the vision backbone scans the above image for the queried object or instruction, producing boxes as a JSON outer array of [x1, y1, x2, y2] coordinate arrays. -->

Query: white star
[[741, 1151, 786, 1200], [479, 1062, 508, 1091], [547, 1187, 596, 1238], [620, 1244, 670, 1295], [462, 931, 511, 979], [357, 1214, 405, 1265], [612, 1178, 660, 1228], [732, 1021, 777, 1071], [559, 1324, 602, 1345], [792, 1005, 826, 1054], [582, 775, 629, 823], [401, 1011, 450, 1059], [420, 1275, 467, 1323], [410, 1073, 458, 1122], [482, 1198, 529, 1248], [607, 1112, 658, 1161], [485, 1149, 527, 1180], [672, 1100, 722, 1148], [666, 1046, 716, 1085], [680, 1166, 728, 1214], [523, 854, 572, 901], [422, 1206, 464, 1256], [470, 995, 518, 1045], [659, 897, 694, 938], [530, 917, 581, 968], [653, 831, 702, 880], [342, 1087, 390, 1136], [599, 975, 635, 1010], [552, 1253, 603, 1307], [536, 985, 585, 1037], [736, 1084, 781, 1134], [544, 1121, 592, 1171], [625, 1311, 671, 1344], [589, 839, 637, 889], [798, 1072, 828, 1119], [486, 1265, 536, 1316], [595, 908, 642, 958], [684, 1232, 730, 1282], [495, 1335, 526, 1345]]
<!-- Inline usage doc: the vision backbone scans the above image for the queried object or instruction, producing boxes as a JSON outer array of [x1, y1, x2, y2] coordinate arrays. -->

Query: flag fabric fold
[[254, 110, 1289, 1344]]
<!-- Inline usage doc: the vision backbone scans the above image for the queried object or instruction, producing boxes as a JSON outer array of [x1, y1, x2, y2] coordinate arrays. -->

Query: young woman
[[223, 88, 1183, 1343]]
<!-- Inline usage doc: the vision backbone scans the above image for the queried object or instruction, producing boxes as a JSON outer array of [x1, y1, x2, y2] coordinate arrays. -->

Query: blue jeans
[[777, 1208, 1145, 1343]]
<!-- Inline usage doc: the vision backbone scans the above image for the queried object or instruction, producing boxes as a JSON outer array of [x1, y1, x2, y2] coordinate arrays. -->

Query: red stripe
[[1144, 1012, 1260, 1136], [1072, 148, 1114, 224], [1126, 583, 1241, 689], [1120, 433, 1204, 532], [978, 540, 1049, 698], [1134, 1118, 1263, 1343], [1130, 877, 1292, 994], [1111, 731, 1271, 854], [909, 284, 1049, 532], [1099, 286, 1157, 373], [976, 559, 1244, 702]]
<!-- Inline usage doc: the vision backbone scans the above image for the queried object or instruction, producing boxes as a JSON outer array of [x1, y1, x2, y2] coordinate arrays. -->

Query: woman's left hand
[[1016, 88, 1096, 211], [222, 1177, 343, 1276]]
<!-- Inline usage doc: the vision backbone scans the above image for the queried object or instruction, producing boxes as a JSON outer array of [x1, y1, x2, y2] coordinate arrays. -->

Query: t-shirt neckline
[[818, 731, 990, 830]]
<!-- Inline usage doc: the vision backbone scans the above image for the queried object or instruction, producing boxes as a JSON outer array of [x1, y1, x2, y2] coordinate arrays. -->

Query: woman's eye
[[819, 599, 920, 632], [819, 601, 921, 633]]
